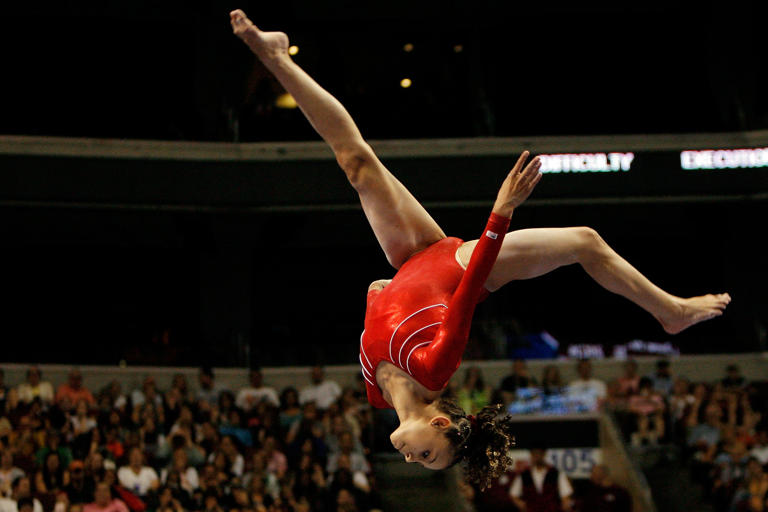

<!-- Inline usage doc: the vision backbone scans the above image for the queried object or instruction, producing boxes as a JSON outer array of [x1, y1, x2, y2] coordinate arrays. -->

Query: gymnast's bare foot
[[230, 9, 289, 61], [658, 293, 731, 334]]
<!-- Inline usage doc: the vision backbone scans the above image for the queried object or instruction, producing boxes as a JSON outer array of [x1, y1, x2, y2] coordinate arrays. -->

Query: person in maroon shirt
[[230, 8, 731, 489], [576, 465, 631, 512]]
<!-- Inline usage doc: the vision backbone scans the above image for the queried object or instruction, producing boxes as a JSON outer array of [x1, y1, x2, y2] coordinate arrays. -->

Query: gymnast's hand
[[492, 151, 542, 218], [230, 9, 290, 62]]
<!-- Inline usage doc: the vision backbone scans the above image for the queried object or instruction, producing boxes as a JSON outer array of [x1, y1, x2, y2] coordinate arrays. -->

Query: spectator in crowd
[[647, 360, 673, 397], [16, 367, 54, 406], [0, 369, 7, 415], [576, 464, 631, 512], [35, 450, 70, 493], [750, 430, 768, 465], [500, 359, 538, 404], [510, 447, 573, 512], [160, 449, 199, 494], [615, 360, 640, 398], [541, 365, 564, 396], [56, 369, 95, 410], [0, 476, 43, 512], [235, 369, 280, 411], [568, 359, 607, 403], [117, 447, 159, 498], [459, 468, 518, 512], [170, 374, 190, 404], [278, 388, 302, 434], [299, 367, 341, 411], [0, 449, 24, 498], [721, 364, 746, 391], [64, 460, 95, 506], [130, 377, 163, 409], [628, 376, 666, 446], [327, 432, 370, 476], [99, 381, 127, 413], [208, 436, 244, 478], [457, 366, 492, 415], [83, 482, 129, 512], [196, 367, 222, 407], [35, 430, 73, 469]]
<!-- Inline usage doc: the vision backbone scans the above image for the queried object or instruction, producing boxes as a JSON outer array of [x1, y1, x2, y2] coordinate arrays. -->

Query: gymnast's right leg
[[230, 10, 445, 269]]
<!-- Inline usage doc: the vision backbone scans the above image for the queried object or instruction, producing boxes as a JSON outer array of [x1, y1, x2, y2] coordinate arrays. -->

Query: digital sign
[[680, 147, 768, 170], [538, 152, 635, 173]]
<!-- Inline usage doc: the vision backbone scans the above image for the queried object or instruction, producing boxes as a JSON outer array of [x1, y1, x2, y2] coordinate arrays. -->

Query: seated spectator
[[540, 365, 564, 396], [576, 464, 631, 512], [0, 476, 43, 512], [236, 369, 279, 411], [130, 377, 163, 409], [160, 449, 199, 494], [169, 374, 190, 404], [278, 388, 302, 435], [65, 460, 95, 506], [196, 367, 223, 407], [510, 447, 573, 512], [207, 436, 244, 478], [56, 369, 95, 410], [218, 409, 252, 448], [567, 359, 607, 406], [730, 457, 768, 512], [0, 369, 7, 414], [459, 468, 517, 512], [0, 449, 25, 498], [116, 447, 159, 498], [628, 376, 666, 446], [13, 439, 37, 477], [299, 367, 342, 412], [647, 359, 674, 397], [721, 364, 746, 392], [616, 359, 640, 398], [16, 367, 54, 406], [500, 359, 538, 404], [262, 436, 287, 480], [99, 382, 127, 414], [83, 482, 128, 512], [457, 366, 491, 415], [35, 450, 70, 493], [327, 432, 370, 476], [750, 429, 768, 465]]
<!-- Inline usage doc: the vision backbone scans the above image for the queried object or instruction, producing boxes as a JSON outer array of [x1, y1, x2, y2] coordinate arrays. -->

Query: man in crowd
[[576, 464, 631, 512], [16, 367, 54, 406], [299, 366, 341, 411], [567, 360, 607, 409], [196, 366, 224, 407], [510, 447, 573, 512], [500, 359, 538, 404], [647, 360, 674, 397], [0, 477, 43, 512], [83, 482, 129, 512], [55, 369, 95, 409], [235, 368, 280, 410]]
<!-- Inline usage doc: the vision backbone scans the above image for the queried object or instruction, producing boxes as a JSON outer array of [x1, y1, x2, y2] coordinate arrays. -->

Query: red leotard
[[359, 213, 511, 408]]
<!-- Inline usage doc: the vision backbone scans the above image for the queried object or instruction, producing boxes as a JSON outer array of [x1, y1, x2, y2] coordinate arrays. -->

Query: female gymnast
[[230, 9, 731, 488]]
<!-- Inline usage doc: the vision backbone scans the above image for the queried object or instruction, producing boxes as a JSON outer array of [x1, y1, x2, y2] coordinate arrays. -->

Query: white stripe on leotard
[[388, 304, 447, 363], [397, 322, 442, 368], [361, 369, 374, 386], [360, 331, 373, 370], [405, 341, 432, 376], [359, 355, 373, 378]]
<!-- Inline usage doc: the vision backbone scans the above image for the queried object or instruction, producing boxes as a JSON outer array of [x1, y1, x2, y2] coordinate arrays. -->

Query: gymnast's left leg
[[456, 226, 731, 334]]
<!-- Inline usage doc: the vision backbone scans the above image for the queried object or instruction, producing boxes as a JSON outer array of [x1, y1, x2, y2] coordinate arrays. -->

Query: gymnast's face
[[389, 415, 453, 470]]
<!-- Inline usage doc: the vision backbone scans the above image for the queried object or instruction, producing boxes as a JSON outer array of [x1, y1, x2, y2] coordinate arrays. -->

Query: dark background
[[0, 1, 766, 367]]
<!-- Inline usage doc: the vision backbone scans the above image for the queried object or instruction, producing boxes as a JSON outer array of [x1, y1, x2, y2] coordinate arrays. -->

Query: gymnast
[[230, 9, 731, 488]]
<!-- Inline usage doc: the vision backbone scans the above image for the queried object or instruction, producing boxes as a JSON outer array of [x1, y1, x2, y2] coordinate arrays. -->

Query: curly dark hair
[[436, 397, 516, 490]]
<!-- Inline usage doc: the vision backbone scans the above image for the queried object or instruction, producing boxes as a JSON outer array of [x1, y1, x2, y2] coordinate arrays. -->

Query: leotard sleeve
[[411, 212, 510, 390]]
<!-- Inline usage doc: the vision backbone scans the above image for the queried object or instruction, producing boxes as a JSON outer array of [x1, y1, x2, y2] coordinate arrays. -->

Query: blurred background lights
[[453, 44, 463, 53], [275, 93, 298, 108], [403, 43, 414, 52], [288, 45, 299, 56], [400, 78, 412, 88]]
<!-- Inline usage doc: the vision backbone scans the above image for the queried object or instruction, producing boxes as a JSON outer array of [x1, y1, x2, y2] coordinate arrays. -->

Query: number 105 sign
[[508, 448, 603, 479]]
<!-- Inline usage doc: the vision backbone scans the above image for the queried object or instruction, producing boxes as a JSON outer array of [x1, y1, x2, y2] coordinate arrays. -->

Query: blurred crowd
[[450, 358, 768, 512], [0, 365, 381, 512]]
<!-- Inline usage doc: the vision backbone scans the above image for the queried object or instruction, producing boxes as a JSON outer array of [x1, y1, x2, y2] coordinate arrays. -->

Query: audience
[[567, 359, 607, 404], [235, 369, 279, 411], [499, 359, 538, 404], [55, 370, 95, 411], [456, 366, 491, 415], [575, 464, 631, 512], [299, 368, 342, 412], [510, 447, 573, 512], [16, 368, 54, 407]]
